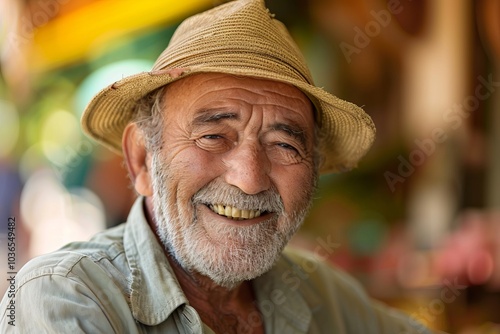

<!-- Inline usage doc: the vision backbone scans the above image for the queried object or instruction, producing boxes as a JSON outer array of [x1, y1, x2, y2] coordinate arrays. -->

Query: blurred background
[[0, 0, 499, 332]]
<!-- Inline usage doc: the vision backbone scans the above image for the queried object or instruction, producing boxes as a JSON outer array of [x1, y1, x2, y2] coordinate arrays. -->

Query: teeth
[[209, 204, 261, 220], [231, 207, 241, 218]]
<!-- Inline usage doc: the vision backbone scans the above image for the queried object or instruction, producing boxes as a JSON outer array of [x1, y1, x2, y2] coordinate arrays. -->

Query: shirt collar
[[123, 197, 188, 326]]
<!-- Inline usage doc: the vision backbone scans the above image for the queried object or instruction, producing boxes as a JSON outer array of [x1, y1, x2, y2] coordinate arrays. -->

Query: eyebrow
[[192, 109, 309, 146], [192, 109, 239, 125], [269, 122, 308, 147]]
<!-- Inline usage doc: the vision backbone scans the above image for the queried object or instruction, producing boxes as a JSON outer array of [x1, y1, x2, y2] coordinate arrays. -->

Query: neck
[[166, 251, 264, 334], [167, 253, 254, 310]]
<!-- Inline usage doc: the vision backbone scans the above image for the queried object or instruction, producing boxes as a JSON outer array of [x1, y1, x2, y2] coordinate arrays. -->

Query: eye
[[203, 134, 223, 140], [277, 142, 298, 152], [196, 134, 232, 153], [266, 142, 304, 165]]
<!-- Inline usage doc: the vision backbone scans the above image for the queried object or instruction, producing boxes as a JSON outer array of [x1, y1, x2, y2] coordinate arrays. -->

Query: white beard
[[150, 153, 314, 289]]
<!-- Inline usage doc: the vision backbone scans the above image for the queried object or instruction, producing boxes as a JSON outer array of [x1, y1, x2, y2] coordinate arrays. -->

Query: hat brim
[[81, 66, 375, 174]]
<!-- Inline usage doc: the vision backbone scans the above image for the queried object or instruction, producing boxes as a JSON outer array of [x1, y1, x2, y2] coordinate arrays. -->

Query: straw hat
[[81, 0, 376, 174]]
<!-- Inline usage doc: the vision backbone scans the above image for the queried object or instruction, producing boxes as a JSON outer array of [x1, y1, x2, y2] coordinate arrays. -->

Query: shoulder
[[281, 247, 372, 313], [0, 224, 136, 332], [281, 247, 431, 334], [282, 246, 366, 295], [15, 223, 128, 293]]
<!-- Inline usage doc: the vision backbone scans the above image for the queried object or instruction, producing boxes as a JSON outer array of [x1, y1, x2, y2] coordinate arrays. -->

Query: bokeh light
[[75, 59, 154, 115], [41, 109, 81, 166], [20, 169, 105, 256], [0, 99, 20, 158]]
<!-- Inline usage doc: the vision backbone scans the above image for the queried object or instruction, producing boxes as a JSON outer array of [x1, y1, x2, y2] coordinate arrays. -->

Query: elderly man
[[1, 0, 431, 333]]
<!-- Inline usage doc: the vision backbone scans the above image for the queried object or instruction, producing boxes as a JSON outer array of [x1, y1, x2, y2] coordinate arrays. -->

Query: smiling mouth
[[207, 204, 266, 220]]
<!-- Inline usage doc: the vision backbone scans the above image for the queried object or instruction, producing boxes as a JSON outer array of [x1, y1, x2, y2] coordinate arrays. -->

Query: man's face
[[149, 73, 317, 288]]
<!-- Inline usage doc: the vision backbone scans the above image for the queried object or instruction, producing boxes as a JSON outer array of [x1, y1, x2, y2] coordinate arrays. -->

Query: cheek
[[272, 164, 315, 211], [168, 147, 225, 198]]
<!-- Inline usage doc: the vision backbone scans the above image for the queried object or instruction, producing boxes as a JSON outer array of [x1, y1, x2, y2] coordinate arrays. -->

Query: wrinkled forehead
[[159, 73, 315, 121]]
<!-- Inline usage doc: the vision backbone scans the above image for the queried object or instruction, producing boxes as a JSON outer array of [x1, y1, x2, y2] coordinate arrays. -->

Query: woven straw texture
[[81, 0, 376, 174]]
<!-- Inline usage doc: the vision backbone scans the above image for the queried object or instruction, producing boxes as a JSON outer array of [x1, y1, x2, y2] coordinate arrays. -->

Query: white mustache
[[191, 179, 284, 214]]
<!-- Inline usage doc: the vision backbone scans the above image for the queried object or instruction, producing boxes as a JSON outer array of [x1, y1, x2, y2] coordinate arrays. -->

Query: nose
[[223, 139, 271, 195]]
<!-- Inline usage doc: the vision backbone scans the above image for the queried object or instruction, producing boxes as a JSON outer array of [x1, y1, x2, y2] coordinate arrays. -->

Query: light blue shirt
[[1, 198, 430, 333]]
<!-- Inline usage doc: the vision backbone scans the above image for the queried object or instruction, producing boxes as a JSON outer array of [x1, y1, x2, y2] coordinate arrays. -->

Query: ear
[[122, 123, 153, 197]]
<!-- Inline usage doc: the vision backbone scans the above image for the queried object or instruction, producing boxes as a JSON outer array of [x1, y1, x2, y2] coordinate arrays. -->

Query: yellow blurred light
[[40, 109, 80, 165], [30, 0, 214, 71]]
